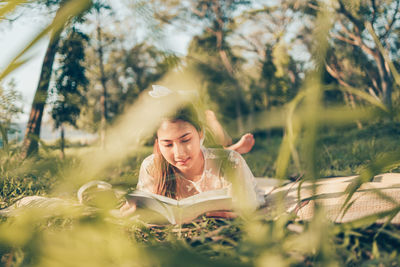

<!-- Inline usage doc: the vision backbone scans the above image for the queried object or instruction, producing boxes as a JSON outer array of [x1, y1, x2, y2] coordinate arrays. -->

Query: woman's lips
[[176, 158, 190, 165]]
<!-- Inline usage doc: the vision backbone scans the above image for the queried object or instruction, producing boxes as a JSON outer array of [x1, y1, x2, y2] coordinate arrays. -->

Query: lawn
[[1, 120, 400, 266]]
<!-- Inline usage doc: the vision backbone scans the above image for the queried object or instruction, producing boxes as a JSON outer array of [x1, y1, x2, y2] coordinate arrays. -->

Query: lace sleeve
[[226, 150, 265, 211], [136, 155, 157, 193]]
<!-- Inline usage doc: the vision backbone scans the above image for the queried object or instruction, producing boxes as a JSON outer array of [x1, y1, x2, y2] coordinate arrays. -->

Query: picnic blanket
[[256, 173, 400, 224]]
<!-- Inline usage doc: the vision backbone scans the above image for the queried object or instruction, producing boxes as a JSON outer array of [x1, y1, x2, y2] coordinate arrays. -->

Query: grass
[[1, 120, 400, 266], [244, 120, 400, 178]]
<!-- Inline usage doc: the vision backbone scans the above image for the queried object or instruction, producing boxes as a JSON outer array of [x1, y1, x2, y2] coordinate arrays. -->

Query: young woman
[[120, 99, 265, 218]]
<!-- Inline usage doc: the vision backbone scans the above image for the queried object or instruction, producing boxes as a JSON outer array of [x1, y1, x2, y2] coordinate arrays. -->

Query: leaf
[[0, 0, 27, 20], [336, 85, 388, 112], [372, 240, 380, 259], [0, 57, 32, 81], [366, 21, 400, 89], [0, 0, 92, 81], [275, 90, 306, 179], [334, 205, 400, 234], [340, 151, 400, 219]]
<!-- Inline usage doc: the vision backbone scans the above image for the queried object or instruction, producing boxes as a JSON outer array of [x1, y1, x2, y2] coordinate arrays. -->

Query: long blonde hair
[[150, 104, 203, 199]]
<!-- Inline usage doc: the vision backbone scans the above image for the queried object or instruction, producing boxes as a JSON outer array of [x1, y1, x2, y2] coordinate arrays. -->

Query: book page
[[174, 197, 233, 224], [127, 192, 176, 224], [127, 188, 232, 224], [129, 190, 178, 205], [177, 188, 230, 206]]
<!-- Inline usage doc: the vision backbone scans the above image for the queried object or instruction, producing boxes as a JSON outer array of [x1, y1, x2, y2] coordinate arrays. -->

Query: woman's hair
[[149, 104, 202, 199]]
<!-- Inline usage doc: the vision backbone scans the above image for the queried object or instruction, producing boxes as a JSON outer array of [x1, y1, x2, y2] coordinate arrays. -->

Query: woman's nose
[[173, 143, 186, 158]]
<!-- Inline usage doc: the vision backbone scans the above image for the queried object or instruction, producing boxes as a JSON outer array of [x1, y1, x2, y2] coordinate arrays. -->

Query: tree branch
[[380, 0, 400, 41], [331, 33, 358, 46], [191, 3, 207, 18], [371, 0, 378, 25], [337, 21, 358, 42], [325, 63, 352, 88], [205, 26, 216, 35], [337, 0, 363, 29], [238, 33, 265, 59], [336, 20, 377, 59]]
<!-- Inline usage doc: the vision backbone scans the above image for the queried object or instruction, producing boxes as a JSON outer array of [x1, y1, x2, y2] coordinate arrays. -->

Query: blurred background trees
[[18, 0, 93, 158], [1, 0, 400, 156], [50, 26, 89, 158], [0, 80, 23, 151]]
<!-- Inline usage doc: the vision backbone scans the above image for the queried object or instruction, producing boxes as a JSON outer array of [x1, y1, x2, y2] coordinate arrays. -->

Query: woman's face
[[157, 120, 203, 176]]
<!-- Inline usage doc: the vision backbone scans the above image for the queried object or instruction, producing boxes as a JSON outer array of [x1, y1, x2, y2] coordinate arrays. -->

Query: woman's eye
[[182, 139, 191, 143], [164, 144, 173, 147]]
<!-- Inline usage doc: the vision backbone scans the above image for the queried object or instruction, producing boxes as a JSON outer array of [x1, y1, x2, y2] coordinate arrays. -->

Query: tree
[[186, 32, 248, 125], [330, 0, 400, 109], [51, 27, 88, 159], [142, 0, 252, 132], [0, 80, 23, 151], [79, 10, 175, 135], [287, 0, 400, 110], [229, 1, 304, 110], [190, 0, 252, 132], [87, 1, 113, 149], [249, 44, 300, 111], [20, 0, 92, 158]]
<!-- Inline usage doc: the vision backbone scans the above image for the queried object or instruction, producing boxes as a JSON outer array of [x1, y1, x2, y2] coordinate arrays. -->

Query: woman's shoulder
[[202, 147, 230, 159], [203, 147, 242, 162], [141, 154, 155, 169]]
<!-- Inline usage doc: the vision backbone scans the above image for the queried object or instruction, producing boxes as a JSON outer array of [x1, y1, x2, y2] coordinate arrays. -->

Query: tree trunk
[[97, 23, 107, 149], [0, 124, 8, 152], [60, 124, 65, 159], [21, 29, 62, 159], [376, 54, 392, 109]]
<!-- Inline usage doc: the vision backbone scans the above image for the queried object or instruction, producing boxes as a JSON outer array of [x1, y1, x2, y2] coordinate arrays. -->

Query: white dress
[[136, 147, 265, 211]]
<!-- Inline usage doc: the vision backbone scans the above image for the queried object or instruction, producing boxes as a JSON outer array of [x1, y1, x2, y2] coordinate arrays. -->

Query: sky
[[0, 18, 49, 122]]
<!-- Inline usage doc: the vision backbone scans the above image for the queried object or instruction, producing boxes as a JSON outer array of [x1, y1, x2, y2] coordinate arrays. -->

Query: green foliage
[[0, 150, 63, 209], [249, 44, 300, 111], [51, 27, 89, 129], [187, 32, 249, 122], [0, 80, 23, 150], [80, 37, 175, 132]]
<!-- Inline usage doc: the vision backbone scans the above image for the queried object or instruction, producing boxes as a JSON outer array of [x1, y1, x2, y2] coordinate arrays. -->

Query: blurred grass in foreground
[[1, 120, 400, 266], [1, 1, 400, 267]]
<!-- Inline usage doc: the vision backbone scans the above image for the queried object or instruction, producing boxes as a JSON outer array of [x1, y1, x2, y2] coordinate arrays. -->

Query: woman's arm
[[120, 155, 156, 217]]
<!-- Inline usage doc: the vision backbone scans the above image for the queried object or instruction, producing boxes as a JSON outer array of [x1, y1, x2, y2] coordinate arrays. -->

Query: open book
[[127, 188, 232, 224]]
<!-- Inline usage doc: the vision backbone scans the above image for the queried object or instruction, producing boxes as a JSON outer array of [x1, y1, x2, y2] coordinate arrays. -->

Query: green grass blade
[[0, 0, 92, 81], [0, 0, 28, 20]]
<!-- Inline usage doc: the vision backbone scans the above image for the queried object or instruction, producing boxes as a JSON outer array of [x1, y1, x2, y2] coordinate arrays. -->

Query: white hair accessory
[[149, 85, 200, 98], [149, 85, 173, 98]]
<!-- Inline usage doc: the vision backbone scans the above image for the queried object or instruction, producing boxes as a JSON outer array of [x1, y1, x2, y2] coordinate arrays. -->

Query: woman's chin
[[174, 161, 192, 172]]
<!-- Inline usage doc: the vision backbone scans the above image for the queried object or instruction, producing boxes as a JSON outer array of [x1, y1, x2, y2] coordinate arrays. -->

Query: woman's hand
[[205, 211, 237, 219], [119, 200, 137, 217]]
